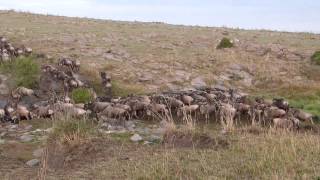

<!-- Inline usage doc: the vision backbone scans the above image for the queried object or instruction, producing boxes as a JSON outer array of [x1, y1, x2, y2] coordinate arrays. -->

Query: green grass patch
[[217, 37, 234, 49], [71, 88, 94, 104], [112, 80, 146, 97], [0, 56, 40, 88], [289, 98, 320, 119], [252, 85, 320, 119], [311, 51, 320, 65]]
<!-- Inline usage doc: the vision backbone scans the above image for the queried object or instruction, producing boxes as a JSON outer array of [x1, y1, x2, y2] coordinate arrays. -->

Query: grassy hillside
[[1, 10, 320, 179], [1, 10, 319, 116]]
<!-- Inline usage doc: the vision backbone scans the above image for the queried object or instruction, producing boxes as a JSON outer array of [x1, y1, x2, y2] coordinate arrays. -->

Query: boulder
[[130, 134, 143, 142], [191, 77, 207, 88], [26, 159, 40, 167], [20, 134, 34, 142]]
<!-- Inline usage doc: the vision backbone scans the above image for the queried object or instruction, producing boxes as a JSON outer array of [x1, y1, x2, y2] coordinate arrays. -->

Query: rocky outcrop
[[239, 41, 306, 61]]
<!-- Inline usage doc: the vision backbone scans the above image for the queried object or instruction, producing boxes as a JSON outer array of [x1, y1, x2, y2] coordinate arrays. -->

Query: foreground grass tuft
[[0, 56, 40, 88], [49, 116, 96, 146]]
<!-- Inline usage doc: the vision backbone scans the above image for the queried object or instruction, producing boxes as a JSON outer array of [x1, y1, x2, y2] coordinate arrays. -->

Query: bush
[[217, 37, 233, 49], [71, 88, 93, 104], [0, 56, 40, 88], [311, 51, 320, 65]]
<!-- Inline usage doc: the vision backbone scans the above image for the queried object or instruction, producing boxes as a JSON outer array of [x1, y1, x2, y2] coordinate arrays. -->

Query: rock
[[286, 53, 303, 61], [173, 70, 191, 82], [148, 135, 161, 142], [212, 84, 228, 91], [130, 134, 143, 142], [138, 74, 153, 82], [143, 141, 152, 145], [9, 125, 18, 129], [166, 83, 180, 90], [24, 125, 33, 131], [217, 64, 253, 87], [20, 135, 33, 142], [136, 127, 150, 134], [125, 121, 135, 129], [44, 128, 53, 133], [0, 139, 5, 144], [0, 132, 7, 138], [33, 148, 44, 158], [26, 159, 40, 167], [153, 127, 166, 136], [0, 74, 9, 95], [191, 77, 207, 88]]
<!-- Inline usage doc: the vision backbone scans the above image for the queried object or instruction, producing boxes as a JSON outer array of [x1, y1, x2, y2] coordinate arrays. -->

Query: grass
[[88, 129, 320, 180], [311, 51, 320, 65], [216, 37, 234, 49], [288, 95, 320, 120], [1, 11, 319, 94], [71, 88, 94, 104], [253, 84, 320, 119], [49, 116, 96, 146], [111, 80, 146, 97], [0, 56, 40, 88], [0, 10, 320, 179]]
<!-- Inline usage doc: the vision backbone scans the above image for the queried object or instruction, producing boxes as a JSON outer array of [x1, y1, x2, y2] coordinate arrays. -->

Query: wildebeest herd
[[0, 37, 32, 61], [0, 37, 314, 130]]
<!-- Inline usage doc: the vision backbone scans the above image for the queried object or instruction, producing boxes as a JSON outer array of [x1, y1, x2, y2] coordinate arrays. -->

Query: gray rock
[[0, 74, 9, 95], [130, 134, 143, 142], [9, 125, 18, 129], [143, 141, 152, 145], [26, 159, 40, 167], [44, 128, 53, 133], [148, 135, 161, 142], [0, 132, 7, 138], [125, 121, 135, 129], [153, 127, 166, 136], [0, 139, 5, 144], [25, 125, 33, 131], [191, 77, 207, 88], [20, 135, 33, 142], [33, 148, 44, 158], [138, 74, 153, 82]]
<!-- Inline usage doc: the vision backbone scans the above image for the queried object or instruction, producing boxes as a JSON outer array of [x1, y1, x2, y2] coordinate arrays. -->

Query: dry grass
[[0, 10, 319, 93], [85, 128, 320, 180], [48, 115, 96, 147]]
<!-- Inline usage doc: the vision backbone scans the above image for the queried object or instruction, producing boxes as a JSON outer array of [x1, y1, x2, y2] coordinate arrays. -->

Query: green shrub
[[0, 56, 40, 88], [217, 38, 234, 49], [71, 88, 93, 104], [311, 51, 320, 65]]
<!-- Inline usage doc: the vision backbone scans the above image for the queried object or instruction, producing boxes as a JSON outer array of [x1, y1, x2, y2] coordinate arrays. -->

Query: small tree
[[217, 38, 234, 49]]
